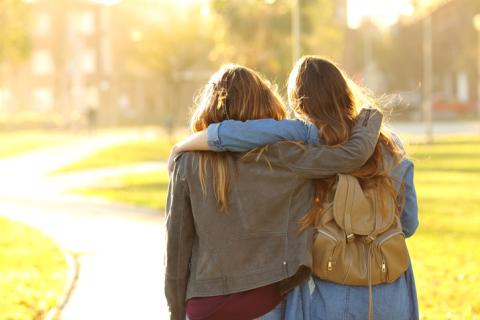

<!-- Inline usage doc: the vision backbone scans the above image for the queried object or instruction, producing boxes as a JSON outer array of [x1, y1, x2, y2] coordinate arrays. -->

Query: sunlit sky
[[90, 0, 419, 29], [347, 0, 415, 28], [175, 0, 419, 29]]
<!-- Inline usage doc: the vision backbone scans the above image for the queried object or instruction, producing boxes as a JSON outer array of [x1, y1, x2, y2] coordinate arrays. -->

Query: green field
[[0, 131, 76, 159], [0, 217, 67, 320], [72, 136, 480, 318], [405, 137, 480, 319], [76, 170, 170, 210], [54, 138, 176, 174]]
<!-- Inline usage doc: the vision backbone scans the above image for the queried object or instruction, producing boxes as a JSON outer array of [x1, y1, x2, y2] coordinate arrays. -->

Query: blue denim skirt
[[284, 265, 418, 320]]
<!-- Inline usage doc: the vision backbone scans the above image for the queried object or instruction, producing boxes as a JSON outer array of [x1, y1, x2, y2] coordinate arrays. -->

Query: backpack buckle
[[346, 234, 355, 242], [364, 235, 376, 244]]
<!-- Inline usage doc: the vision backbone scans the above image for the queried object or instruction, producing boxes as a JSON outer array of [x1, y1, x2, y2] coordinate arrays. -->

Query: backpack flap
[[333, 174, 395, 237]]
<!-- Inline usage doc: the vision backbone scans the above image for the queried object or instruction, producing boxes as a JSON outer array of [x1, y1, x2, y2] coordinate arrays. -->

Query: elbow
[[341, 151, 370, 173], [359, 140, 377, 163], [342, 141, 376, 173], [403, 220, 419, 238]]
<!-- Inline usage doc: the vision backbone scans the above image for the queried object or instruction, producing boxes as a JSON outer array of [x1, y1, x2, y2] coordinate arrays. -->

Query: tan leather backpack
[[312, 174, 409, 320]]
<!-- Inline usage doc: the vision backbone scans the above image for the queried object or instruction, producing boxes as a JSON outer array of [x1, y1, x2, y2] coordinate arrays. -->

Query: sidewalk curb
[[45, 250, 81, 320]]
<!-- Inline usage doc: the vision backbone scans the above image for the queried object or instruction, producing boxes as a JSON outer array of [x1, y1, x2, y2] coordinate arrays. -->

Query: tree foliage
[[0, 0, 31, 65], [111, 0, 215, 80], [210, 0, 344, 85]]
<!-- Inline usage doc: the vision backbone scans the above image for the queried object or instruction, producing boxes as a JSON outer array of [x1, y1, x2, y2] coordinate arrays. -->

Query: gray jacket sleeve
[[265, 108, 383, 178], [164, 159, 195, 320]]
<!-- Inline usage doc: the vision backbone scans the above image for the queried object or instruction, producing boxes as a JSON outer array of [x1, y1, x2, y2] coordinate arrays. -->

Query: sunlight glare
[[89, 0, 122, 5], [200, 4, 210, 17], [348, 0, 414, 29], [177, 0, 198, 7]]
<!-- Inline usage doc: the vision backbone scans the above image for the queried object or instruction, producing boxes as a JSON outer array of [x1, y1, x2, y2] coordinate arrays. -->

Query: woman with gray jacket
[[165, 64, 382, 320]]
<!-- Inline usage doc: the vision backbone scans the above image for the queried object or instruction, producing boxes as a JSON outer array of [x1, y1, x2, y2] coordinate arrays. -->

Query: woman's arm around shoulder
[[207, 118, 318, 151], [167, 119, 317, 173], [264, 108, 383, 178]]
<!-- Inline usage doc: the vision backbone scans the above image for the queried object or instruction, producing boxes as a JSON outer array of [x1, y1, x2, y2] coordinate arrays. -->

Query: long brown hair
[[288, 56, 403, 230], [191, 64, 287, 211]]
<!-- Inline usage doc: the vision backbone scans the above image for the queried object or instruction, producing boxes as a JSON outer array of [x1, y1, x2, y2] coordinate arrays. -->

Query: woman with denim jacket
[[165, 63, 383, 320], [170, 56, 419, 320]]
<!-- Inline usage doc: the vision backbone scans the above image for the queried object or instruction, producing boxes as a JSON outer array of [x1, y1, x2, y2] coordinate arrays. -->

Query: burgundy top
[[186, 283, 282, 320]]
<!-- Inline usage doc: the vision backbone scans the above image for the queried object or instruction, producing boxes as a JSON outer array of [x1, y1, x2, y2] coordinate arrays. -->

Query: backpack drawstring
[[366, 234, 376, 320], [368, 242, 374, 320]]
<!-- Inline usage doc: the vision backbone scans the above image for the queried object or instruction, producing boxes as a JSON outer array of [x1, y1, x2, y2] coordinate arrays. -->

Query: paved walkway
[[0, 131, 169, 319]]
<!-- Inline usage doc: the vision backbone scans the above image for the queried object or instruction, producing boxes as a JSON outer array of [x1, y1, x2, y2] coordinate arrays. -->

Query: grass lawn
[[55, 138, 176, 174], [73, 136, 480, 318], [0, 217, 67, 320], [405, 136, 480, 319], [0, 131, 76, 159], [76, 170, 170, 210]]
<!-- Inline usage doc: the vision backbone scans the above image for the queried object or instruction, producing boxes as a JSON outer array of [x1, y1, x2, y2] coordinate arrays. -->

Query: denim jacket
[[206, 117, 419, 320]]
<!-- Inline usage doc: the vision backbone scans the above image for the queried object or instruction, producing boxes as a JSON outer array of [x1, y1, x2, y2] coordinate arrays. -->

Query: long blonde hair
[[190, 64, 287, 210], [287, 56, 404, 230]]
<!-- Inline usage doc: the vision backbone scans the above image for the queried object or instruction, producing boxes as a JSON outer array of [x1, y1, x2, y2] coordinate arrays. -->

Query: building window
[[456, 72, 469, 103], [33, 88, 53, 111], [0, 88, 11, 110], [32, 50, 54, 75], [82, 49, 97, 74], [80, 11, 95, 35], [86, 87, 99, 107], [35, 13, 51, 35]]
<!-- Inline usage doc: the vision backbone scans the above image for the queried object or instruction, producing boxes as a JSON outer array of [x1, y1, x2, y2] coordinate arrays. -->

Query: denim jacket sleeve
[[207, 119, 319, 151], [389, 133, 419, 238], [259, 109, 383, 178], [165, 159, 195, 320], [393, 157, 419, 238]]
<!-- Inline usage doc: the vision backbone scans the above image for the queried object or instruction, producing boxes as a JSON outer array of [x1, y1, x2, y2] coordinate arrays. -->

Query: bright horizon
[[171, 0, 418, 30], [347, 0, 415, 28], [90, 0, 415, 29]]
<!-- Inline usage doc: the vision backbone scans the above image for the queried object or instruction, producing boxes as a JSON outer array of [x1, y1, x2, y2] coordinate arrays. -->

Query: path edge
[[45, 250, 80, 320]]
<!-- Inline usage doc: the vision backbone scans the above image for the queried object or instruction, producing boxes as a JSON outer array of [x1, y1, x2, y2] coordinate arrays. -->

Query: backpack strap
[[343, 175, 355, 241], [366, 192, 380, 242]]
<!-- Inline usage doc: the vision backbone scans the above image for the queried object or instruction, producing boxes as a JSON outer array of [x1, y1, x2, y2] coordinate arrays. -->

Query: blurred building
[[333, 0, 347, 25], [9, 0, 114, 125], [388, 0, 480, 117], [340, 0, 480, 119], [1, 0, 210, 127]]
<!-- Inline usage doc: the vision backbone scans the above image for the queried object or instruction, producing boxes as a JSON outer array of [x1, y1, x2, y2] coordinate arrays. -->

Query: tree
[[108, 0, 343, 124], [0, 0, 31, 65], [110, 0, 216, 126], [210, 0, 344, 87], [0, 0, 31, 111]]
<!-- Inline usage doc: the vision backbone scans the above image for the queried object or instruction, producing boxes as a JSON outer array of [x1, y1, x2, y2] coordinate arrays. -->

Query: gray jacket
[[165, 109, 383, 319]]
